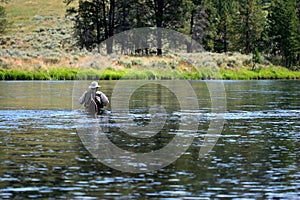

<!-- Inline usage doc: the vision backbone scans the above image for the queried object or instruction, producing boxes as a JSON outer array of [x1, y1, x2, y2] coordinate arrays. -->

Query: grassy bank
[[1, 1, 300, 81], [2, 67, 299, 80], [1, 55, 299, 80], [220, 65, 300, 80], [1, 1, 299, 81]]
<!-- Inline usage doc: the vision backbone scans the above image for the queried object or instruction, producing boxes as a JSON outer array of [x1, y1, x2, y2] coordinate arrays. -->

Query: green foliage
[[76, 69, 99, 80], [0, 67, 78, 80], [0, 61, 299, 80], [131, 58, 142, 66], [220, 66, 300, 80], [66, 0, 192, 55], [253, 48, 262, 64], [101, 68, 127, 80], [252, 48, 262, 70], [0, 5, 8, 34], [118, 60, 132, 68], [66, 0, 112, 53], [3, 69, 33, 80], [122, 70, 149, 80], [231, 0, 265, 54], [267, 0, 300, 68], [49, 67, 77, 80], [1, 0, 300, 73]]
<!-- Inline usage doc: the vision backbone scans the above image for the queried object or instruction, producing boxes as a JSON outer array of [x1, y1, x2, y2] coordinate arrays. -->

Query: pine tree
[[144, 0, 190, 55], [114, 0, 148, 33], [230, 0, 265, 54], [66, 0, 115, 54], [267, 0, 300, 68], [211, 0, 233, 53], [297, 0, 300, 21], [200, 0, 219, 51], [188, 0, 214, 52]]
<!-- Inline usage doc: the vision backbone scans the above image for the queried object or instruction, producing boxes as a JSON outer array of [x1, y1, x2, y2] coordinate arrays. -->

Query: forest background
[[0, 0, 300, 80]]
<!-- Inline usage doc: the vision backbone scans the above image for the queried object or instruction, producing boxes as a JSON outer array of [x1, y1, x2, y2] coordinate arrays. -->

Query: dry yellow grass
[[1, 1, 299, 80], [4, 0, 75, 34]]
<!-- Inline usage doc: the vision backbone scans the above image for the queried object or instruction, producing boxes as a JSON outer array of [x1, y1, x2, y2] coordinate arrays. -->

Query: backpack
[[84, 91, 103, 114]]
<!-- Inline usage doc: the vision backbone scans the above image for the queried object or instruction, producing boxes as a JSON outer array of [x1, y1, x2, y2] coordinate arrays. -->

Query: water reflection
[[0, 80, 299, 199]]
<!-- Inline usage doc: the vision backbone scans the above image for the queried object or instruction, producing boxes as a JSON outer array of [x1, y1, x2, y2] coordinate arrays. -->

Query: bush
[[76, 69, 102, 80], [0, 6, 8, 34], [0, 70, 5, 80], [252, 48, 262, 64], [131, 58, 142, 66], [4, 70, 33, 80], [43, 57, 60, 64], [49, 67, 77, 80], [33, 71, 50, 80], [101, 68, 126, 80]]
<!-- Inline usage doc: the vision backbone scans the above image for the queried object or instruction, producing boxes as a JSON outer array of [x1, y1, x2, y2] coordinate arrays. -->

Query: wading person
[[79, 81, 109, 116]]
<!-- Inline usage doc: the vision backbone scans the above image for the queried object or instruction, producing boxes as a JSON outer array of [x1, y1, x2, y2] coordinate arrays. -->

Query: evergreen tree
[[212, 0, 233, 53], [297, 0, 300, 21], [186, 0, 223, 52], [66, 0, 191, 54], [66, 0, 115, 54], [230, 0, 265, 54], [188, 0, 212, 52], [267, 0, 300, 68], [114, 0, 147, 33], [64, 0, 299, 68], [144, 0, 190, 55]]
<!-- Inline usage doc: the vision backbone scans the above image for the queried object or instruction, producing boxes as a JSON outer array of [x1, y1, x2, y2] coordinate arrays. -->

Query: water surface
[[0, 80, 299, 199]]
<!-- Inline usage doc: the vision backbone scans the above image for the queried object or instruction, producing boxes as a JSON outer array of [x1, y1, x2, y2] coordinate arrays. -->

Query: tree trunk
[[102, 0, 108, 40], [96, 1, 101, 53], [155, 0, 163, 55], [224, 15, 228, 53], [187, 9, 195, 53], [245, 0, 250, 54], [107, 0, 115, 54]]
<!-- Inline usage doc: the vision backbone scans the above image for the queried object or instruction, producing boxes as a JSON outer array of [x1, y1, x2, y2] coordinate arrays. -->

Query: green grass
[[220, 66, 300, 80], [1, 63, 299, 81], [0, 67, 77, 80], [1, 1, 299, 81]]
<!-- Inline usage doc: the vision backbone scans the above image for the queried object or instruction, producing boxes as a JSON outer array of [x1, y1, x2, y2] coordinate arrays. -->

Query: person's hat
[[89, 81, 101, 89]]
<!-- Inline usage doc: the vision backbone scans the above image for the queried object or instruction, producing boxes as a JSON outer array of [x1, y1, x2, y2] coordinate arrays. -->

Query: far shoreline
[[1, 54, 299, 81], [1, 67, 299, 81]]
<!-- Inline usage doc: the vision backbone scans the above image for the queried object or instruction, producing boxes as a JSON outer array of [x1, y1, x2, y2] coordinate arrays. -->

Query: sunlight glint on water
[[0, 80, 299, 199]]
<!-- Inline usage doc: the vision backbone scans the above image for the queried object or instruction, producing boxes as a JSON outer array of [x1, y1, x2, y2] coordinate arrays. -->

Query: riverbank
[[0, 54, 299, 80], [1, 1, 299, 81]]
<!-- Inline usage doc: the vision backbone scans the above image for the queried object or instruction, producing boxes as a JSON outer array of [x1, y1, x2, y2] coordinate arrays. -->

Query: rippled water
[[0, 80, 299, 199]]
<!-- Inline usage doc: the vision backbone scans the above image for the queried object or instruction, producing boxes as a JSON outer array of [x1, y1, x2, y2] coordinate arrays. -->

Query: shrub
[[4, 70, 33, 80], [252, 48, 262, 64], [48, 67, 77, 80], [101, 68, 126, 80], [43, 57, 60, 64], [33, 71, 50, 80], [157, 60, 167, 68], [131, 58, 142, 66], [0, 5, 8, 34], [0, 69, 5, 80], [227, 59, 237, 68]]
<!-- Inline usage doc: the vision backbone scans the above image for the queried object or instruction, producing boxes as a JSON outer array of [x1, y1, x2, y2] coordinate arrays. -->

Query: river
[[0, 80, 299, 199]]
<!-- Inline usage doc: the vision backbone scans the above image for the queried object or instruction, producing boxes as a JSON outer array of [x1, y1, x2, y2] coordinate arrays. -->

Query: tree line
[[15, 0, 300, 69], [1, 1, 299, 68]]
